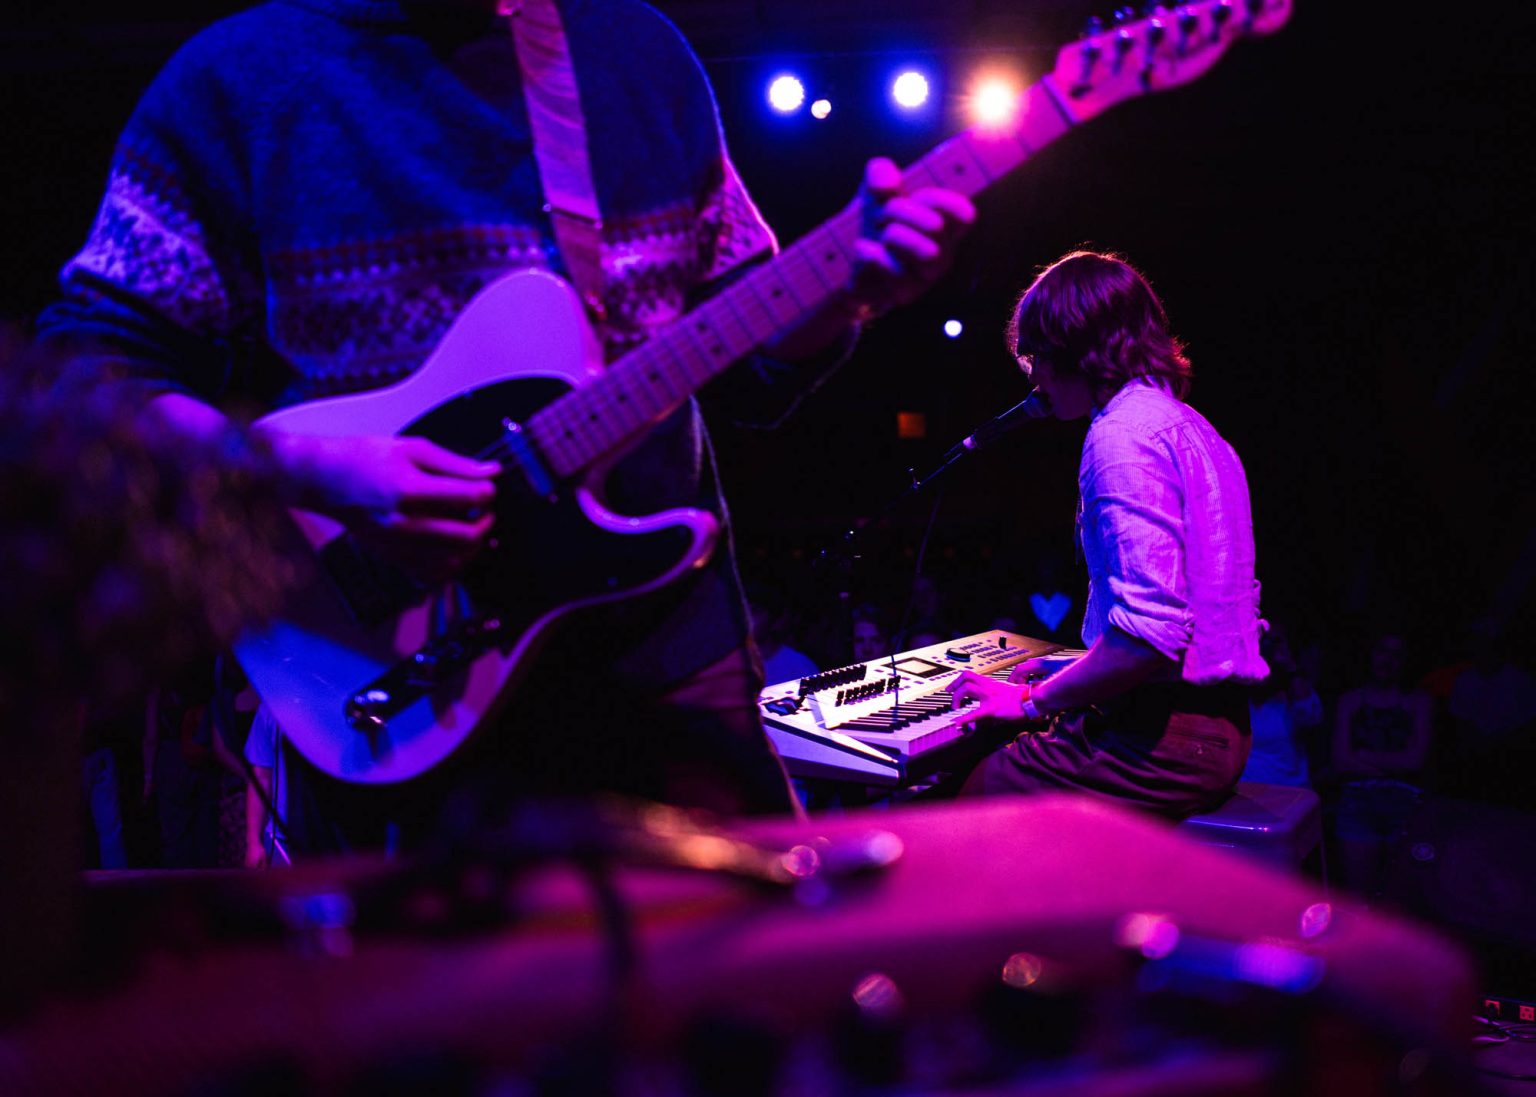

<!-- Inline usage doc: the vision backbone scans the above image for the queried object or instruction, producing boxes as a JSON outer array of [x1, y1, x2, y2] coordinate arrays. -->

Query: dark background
[[3, 1, 1534, 681]]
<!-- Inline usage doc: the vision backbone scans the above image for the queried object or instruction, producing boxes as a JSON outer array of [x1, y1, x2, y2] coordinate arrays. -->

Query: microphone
[[942, 390, 1049, 461]]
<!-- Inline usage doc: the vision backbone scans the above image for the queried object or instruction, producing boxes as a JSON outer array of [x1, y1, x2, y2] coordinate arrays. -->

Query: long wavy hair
[[1008, 250, 1191, 406]]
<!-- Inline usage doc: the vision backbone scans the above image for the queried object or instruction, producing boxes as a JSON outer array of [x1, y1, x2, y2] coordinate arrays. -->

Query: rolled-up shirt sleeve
[[1081, 424, 1194, 662]]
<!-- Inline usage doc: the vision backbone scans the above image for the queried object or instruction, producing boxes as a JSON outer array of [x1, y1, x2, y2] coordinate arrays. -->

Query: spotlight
[[767, 74, 806, 114], [967, 74, 1022, 130], [891, 70, 930, 110], [810, 98, 832, 120], [943, 319, 963, 339]]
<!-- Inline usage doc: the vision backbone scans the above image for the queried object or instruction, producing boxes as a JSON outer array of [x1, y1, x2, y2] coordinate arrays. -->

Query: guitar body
[[235, 270, 719, 783]]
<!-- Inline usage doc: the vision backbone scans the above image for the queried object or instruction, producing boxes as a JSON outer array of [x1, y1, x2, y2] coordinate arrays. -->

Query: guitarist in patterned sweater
[[40, 0, 974, 850]]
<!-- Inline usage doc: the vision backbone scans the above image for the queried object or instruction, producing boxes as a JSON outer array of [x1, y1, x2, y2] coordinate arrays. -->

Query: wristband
[[1020, 688, 1043, 721]]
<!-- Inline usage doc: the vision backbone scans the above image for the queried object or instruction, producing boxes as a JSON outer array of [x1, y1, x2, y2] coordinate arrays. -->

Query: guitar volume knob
[[346, 689, 392, 733]]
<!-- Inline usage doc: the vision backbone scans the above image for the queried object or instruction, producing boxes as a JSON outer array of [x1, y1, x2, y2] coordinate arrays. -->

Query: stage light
[[891, 70, 930, 110], [944, 319, 963, 339], [810, 98, 832, 120], [767, 74, 806, 114], [968, 75, 1022, 129]]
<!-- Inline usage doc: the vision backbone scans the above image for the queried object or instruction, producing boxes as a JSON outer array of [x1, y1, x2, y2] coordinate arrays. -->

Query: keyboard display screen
[[890, 657, 951, 679]]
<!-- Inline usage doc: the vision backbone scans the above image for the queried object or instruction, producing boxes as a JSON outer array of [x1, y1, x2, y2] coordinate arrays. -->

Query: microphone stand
[[800, 431, 990, 740], [796, 391, 1049, 765], [820, 389, 1040, 581]]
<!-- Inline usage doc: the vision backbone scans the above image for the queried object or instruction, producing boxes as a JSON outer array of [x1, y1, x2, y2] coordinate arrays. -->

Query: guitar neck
[[526, 81, 1077, 480]]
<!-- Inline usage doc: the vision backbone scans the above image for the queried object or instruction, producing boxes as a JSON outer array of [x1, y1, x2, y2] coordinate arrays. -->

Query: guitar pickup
[[500, 418, 558, 502]]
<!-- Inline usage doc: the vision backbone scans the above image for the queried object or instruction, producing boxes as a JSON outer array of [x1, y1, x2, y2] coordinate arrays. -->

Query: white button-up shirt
[[1077, 381, 1268, 685]]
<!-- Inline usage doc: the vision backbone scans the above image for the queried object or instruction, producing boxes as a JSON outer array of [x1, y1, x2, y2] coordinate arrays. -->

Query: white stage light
[[768, 74, 806, 114], [891, 71, 930, 110], [968, 76, 1022, 129]]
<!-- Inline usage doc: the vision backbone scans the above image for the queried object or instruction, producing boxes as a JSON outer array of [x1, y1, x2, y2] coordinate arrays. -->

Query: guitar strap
[[502, 0, 609, 323]]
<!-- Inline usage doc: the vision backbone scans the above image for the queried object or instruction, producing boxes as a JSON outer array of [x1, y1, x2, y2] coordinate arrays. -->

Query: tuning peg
[[1113, 6, 1136, 24], [1115, 17, 1137, 56], [1076, 35, 1104, 83], [1077, 14, 1106, 75]]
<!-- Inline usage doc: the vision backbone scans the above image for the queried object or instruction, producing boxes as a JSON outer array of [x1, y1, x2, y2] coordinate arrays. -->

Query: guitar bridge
[[345, 613, 508, 733]]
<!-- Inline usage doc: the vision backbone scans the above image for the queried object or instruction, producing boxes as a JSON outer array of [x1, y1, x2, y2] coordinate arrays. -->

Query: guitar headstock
[[1045, 1, 1292, 123]]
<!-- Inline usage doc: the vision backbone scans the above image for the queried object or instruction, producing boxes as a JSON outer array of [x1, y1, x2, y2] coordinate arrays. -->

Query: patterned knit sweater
[[44, 0, 835, 688]]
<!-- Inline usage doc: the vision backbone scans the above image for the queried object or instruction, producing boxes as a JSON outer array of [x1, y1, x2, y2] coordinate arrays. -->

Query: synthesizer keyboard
[[759, 631, 1077, 787]]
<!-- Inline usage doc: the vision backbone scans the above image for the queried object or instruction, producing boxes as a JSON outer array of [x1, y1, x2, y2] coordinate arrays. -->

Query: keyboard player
[[946, 251, 1268, 819]]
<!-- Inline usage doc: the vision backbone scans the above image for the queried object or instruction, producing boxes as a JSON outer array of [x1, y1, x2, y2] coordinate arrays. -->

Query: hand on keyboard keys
[[1006, 658, 1052, 685], [945, 669, 1030, 734]]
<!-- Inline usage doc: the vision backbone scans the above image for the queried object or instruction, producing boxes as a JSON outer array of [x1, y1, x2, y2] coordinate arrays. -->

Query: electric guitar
[[235, 0, 1292, 783]]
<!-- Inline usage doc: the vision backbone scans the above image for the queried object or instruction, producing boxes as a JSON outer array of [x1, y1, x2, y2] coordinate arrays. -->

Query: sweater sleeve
[[37, 33, 260, 405]]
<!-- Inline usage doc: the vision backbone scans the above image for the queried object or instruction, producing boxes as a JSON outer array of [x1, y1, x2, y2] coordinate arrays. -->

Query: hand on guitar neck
[[760, 157, 976, 362], [849, 156, 977, 316]]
